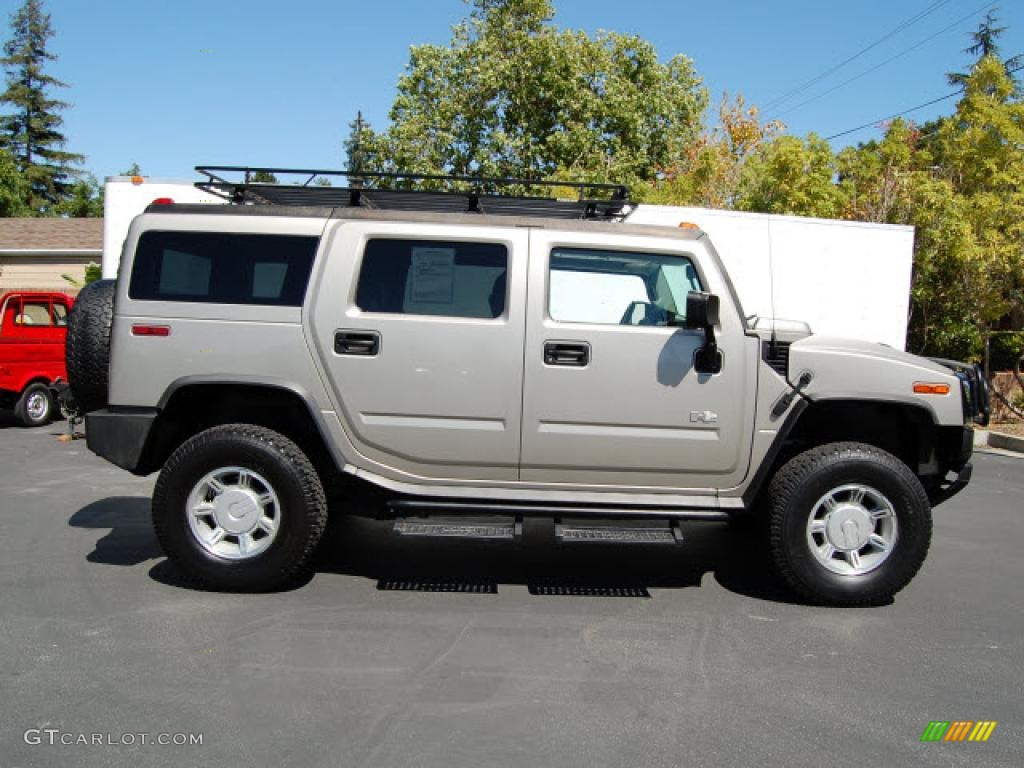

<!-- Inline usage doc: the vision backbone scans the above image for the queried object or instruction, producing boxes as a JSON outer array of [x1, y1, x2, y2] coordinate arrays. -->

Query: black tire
[[152, 424, 328, 592], [66, 278, 115, 413], [767, 442, 932, 607], [14, 382, 54, 427]]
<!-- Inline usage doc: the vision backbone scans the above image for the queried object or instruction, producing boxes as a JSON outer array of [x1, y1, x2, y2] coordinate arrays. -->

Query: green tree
[[734, 133, 845, 218], [947, 8, 1021, 89], [0, 145, 29, 214], [344, 111, 376, 174], [249, 170, 278, 183], [836, 118, 919, 224], [55, 171, 102, 217], [640, 93, 782, 208], [366, 0, 707, 187], [930, 56, 1024, 346], [0, 0, 83, 213]]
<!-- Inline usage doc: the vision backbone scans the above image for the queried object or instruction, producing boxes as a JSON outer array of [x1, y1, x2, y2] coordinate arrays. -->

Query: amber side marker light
[[678, 222, 700, 230], [913, 382, 950, 395]]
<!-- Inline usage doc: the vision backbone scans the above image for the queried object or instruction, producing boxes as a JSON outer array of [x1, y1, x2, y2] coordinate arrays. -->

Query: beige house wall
[[0, 253, 100, 294]]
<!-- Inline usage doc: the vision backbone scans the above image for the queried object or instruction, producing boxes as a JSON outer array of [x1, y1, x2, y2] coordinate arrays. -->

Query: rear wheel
[[767, 442, 932, 607], [14, 382, 54, 427], [152, 424, 327, 591]]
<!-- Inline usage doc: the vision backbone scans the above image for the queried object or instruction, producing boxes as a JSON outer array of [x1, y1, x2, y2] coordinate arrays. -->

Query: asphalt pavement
[[0, 415, 1021, 768]]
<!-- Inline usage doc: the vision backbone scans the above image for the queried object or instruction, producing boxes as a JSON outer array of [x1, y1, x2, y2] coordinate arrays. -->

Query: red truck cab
[[0, 291, 74, 426]]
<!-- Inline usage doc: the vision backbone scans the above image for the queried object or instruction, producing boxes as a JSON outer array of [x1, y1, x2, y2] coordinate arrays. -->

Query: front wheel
[[152, 424, 327, 591], [14, 382, 54, 427], [767, 442, 932, 607]]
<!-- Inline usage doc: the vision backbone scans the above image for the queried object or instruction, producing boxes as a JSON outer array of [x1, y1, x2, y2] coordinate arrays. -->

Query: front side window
[[548, 248, 702, 326], [129, 232, 318, 306], [356, 239, 508, 319]]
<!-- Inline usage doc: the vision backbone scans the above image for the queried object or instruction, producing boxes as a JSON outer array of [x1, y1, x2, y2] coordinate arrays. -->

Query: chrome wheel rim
[[26, 391, 48, 421], [186, 467, 281, 560], [806, 483, 898, 576]]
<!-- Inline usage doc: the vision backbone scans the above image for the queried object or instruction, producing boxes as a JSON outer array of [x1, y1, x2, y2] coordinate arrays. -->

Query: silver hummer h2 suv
[[67, 167, 989, 606]]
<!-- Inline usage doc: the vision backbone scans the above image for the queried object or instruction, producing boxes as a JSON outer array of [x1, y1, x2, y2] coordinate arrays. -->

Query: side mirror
[[683, 291, 722, 374], [684, 291, 720, 330]]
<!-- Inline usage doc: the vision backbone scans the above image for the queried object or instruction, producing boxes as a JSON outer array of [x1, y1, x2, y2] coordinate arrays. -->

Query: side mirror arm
[[694, 322, 722, 374]]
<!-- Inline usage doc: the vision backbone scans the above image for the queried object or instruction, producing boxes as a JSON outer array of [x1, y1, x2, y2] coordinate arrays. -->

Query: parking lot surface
[[1, 417, 1021, 767]]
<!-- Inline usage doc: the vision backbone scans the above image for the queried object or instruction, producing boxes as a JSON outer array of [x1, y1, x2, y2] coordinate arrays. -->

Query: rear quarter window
[[129, 232, 318, 306]]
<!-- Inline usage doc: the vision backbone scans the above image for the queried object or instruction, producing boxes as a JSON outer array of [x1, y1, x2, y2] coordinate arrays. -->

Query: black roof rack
[[195, 166, 633, 221]]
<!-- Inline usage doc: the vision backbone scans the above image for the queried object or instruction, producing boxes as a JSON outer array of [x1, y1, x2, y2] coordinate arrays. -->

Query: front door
[[520, 229, 756, 491], [310, 220, 528, 482]]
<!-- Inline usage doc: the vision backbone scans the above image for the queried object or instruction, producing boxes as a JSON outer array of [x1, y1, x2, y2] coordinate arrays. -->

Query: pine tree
[[947, 8, 1022, 89], [0, 0, 83, 213], [344, 111, 372, 174]]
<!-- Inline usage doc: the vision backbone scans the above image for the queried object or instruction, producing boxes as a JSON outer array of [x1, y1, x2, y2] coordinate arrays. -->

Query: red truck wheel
[[14, 382, 54, 427]]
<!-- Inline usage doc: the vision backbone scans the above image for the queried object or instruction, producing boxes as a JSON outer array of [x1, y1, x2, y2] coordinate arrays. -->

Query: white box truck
[[101, 176, 224, 280], [626, 205, 914, 350], [102, 178, 915, 349]]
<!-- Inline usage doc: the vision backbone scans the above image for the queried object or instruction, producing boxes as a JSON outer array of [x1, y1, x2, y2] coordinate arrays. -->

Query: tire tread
[[767, 441, 932, 607], [152, 424, 327, 591]]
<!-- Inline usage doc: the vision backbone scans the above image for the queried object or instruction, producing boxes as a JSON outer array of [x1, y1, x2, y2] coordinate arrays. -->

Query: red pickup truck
[[0, 291, 74, 427]]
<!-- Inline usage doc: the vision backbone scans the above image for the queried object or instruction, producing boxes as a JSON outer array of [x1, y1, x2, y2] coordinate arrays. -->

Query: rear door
[[309, 220, 528, 482], [520, 229, 757, 491]]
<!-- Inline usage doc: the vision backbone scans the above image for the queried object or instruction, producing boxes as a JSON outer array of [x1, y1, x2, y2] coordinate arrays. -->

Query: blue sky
[[2, 0, 1022, 180]]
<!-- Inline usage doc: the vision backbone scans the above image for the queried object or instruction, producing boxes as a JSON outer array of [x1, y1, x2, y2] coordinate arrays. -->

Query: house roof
[[0, 218, 103, 252]]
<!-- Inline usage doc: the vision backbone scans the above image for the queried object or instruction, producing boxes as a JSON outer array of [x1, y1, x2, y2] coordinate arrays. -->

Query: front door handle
[[335, 330, 380, 356], [544, 341, 590, 367]]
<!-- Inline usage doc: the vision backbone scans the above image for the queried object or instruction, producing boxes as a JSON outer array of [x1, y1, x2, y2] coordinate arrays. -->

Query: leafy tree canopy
[[361, 0, 707, 187]]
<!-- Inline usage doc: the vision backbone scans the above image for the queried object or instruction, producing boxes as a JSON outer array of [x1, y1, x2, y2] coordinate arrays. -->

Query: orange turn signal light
[[678, 222, 699, 230], [913, 382, 950, 395], [130, 175, 144, 185]]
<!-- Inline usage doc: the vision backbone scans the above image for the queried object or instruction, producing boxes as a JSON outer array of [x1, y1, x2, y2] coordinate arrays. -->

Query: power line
[[823, 62, 1024, 141], [764, 0, 956, 112], [774, 1, 997, 119]]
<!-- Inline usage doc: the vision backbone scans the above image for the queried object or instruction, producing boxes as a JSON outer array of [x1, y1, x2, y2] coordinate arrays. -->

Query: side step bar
[[555, 521, 683, 545], [393, 518, 522, 540], [387, 499, 729, 521], [389, 500, 695, 545]]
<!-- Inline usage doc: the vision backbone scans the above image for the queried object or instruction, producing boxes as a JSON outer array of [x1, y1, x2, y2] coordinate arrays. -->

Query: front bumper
[[928, 425, 974, 506], [85, 407, 158, 473], [931, 461, 973, 506]]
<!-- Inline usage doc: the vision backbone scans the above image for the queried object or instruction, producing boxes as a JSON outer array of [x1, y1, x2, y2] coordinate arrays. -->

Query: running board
[[387, 499, 728, 521], [555, 521, 683, 545]]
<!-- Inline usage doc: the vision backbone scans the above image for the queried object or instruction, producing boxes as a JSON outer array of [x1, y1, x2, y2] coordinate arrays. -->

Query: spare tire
[[66, 279, 115, 413]]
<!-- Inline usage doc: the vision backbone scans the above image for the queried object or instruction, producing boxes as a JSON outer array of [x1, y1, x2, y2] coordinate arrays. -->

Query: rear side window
[[129, 232, 318, 306], [355, 239, 508, 319]]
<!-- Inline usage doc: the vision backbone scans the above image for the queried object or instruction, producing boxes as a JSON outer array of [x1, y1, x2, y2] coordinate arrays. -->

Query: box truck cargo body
[[102, 177, 223, 280], [626, 205, 914, 350], [103, 180, 915, 349]]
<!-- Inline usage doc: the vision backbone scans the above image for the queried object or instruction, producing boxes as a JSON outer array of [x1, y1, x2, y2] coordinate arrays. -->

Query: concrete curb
[[975, 428, 1024, 454], [987, 431, 1024, 454]]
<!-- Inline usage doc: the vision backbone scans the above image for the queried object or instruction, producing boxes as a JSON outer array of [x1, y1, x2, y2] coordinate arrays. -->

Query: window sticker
[[409, 247, 456, 304]]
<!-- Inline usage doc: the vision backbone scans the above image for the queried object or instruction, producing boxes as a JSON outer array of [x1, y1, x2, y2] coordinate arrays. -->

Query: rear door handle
[[335, 330, 380, 356], [544, 341, 590, 367]]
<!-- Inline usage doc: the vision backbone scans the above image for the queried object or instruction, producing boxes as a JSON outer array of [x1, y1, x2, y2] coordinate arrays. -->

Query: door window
[[15, 301, 54, 326], [356, 239, 508, 319], [548, 248, 702, 326]]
